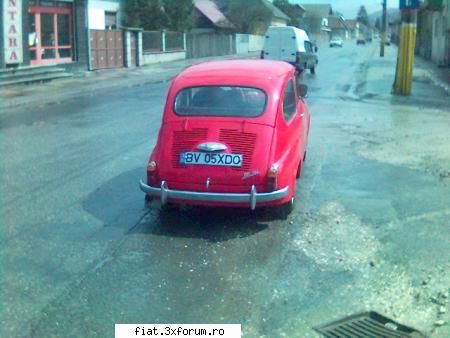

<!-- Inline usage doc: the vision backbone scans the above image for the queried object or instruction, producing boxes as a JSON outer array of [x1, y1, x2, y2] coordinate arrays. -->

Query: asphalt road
[[1, 42, 449, 338]]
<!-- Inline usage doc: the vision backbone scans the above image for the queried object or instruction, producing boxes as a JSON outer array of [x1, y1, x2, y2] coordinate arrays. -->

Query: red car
[[140, 60, 311, 217]]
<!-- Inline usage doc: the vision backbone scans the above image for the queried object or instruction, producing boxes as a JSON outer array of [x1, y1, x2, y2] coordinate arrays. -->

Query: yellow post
[[393, 10, 417, 96], [405, 23, 417, 95], [394, 24, 406, 94], [402, 24, 410, 94]]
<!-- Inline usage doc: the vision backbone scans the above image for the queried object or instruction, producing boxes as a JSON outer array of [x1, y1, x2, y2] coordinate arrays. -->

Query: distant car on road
[[357, 38, 366, 45], [329, 37, 343, 48], [140, 60, 311, 218]]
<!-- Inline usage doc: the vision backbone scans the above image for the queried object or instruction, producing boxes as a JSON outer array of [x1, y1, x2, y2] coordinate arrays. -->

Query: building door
[[28, 1, 73, 65]]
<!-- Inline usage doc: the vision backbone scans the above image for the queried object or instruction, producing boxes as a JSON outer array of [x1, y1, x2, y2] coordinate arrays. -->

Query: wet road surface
[[1, 42, 449, 338]]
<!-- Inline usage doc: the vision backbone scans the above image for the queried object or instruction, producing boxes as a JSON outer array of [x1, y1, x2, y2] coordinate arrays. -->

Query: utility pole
[[380, 0, 387, 57], [393, 0, 419, 95]]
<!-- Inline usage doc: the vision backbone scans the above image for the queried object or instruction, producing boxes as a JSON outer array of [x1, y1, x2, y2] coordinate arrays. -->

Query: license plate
[[180, 152, 242, 167]]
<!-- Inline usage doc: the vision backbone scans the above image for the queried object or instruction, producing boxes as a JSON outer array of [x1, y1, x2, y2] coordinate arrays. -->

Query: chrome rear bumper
[[139, 180, 289, 210]]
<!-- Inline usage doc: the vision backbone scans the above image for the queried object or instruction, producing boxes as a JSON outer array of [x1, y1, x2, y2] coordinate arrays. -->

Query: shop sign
[[3, 0, 23, 64]]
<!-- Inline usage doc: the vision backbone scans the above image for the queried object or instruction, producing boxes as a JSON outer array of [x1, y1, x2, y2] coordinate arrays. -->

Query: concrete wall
[[235, 34, 264, 54], [142, 51, 186, 65], [431, 9, 449, 66], [249, 35, 264, 52]]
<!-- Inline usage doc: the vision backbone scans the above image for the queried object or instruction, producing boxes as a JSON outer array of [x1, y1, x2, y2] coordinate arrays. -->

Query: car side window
[[282, 79, 297, 122]]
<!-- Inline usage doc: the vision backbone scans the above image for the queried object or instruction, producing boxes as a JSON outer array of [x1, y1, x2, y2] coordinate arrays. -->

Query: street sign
[[399, 0, 420, 9]]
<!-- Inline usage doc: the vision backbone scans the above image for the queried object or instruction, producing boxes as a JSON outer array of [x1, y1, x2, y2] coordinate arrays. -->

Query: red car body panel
[[141, 60, 311, 209]]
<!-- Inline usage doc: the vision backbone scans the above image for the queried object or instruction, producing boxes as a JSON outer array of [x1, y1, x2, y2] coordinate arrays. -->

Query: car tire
[[296, 159, 303, 179], [310, 66, 315, 74]]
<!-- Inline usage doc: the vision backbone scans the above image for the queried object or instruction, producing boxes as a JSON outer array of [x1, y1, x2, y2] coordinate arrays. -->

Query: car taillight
[[266, 164, 279, 191], [147, 160, 158, 185], [295, 51, 301, 64]]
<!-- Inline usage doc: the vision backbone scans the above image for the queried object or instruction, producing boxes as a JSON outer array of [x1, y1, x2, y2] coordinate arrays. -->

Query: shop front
[[1, 0, 89, 70], [27, 0, 73, 65]]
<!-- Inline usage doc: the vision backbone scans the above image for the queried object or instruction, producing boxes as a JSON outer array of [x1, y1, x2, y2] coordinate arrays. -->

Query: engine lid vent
[[314, 311, 427, 338]]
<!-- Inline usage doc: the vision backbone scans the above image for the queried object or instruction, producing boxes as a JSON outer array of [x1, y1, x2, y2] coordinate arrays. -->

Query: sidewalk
[[361, 44, 449, 101], [415, 56, 450, 95], [0, 53, 258, 111]]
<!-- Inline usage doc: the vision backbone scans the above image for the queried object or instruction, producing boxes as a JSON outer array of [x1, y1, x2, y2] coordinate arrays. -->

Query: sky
[[289, 0, 399, 19]]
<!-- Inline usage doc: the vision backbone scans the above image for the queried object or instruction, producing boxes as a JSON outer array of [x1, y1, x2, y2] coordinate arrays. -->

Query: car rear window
[[174, 86, 267, 117]]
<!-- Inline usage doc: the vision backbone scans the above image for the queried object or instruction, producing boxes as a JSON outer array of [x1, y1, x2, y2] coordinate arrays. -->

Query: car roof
[[176, 59, 295, 84], [164, 60, 296, 126]]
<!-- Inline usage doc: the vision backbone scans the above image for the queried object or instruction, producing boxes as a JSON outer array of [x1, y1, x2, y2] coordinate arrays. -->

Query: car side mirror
[[297, 84, 308, 98]]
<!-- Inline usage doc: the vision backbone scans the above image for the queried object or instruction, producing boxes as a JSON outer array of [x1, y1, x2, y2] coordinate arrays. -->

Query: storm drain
[[314, 311, 428, 338]]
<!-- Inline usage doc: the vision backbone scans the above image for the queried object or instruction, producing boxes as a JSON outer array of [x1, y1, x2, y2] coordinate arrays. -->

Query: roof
[[328, 16, 347, 29], [345, 19, 359, 29], [301, 4, 333, 18], [193, 0, 234, 29], [261, 0, 290, 21]]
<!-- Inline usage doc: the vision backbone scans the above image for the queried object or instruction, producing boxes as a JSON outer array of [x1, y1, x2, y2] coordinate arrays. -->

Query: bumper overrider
[[139, 180, 289, 210]]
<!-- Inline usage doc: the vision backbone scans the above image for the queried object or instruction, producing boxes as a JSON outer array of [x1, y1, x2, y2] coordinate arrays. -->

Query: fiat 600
[[139, 60, 310, 217]]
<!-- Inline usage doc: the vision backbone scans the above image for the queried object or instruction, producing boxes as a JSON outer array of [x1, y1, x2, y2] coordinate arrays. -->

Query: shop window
[[58, 14, 71, 46]]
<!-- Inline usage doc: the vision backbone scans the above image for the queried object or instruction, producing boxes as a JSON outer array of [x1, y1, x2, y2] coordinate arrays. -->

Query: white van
[[261, 26, 318, 74]]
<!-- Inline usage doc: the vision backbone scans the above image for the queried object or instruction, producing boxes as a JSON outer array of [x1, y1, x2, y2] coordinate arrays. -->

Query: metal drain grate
[[314, 311, 428, 338]]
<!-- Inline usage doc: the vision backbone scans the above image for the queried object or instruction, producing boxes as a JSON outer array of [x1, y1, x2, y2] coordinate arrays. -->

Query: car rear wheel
[[296, 159, 303, 179]]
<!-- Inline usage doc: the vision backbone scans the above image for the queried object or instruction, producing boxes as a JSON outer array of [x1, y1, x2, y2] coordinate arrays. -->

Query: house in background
[[88, 0, 122, 31], [328, 15, 349, 40], [192, 0, 234, 33], [261, 0, 290, 28], [300, 3, 333, 43], [345, 19, 360, 39]]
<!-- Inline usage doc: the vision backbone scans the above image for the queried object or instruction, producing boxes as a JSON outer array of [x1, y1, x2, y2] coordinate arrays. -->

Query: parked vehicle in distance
[[261, 26, 318, 74], [140, 60, 311, 218], [329, 37, 344, 48], [357, 38, 366, 45]]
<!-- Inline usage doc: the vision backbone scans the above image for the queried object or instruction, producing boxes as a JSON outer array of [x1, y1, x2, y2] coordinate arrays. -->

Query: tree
[[124, 0, 195, 31], [123, 0, 168, 30], [223, 0, 271, 34], [356, 5, 369, 27], [163, 0, 194, 31]]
